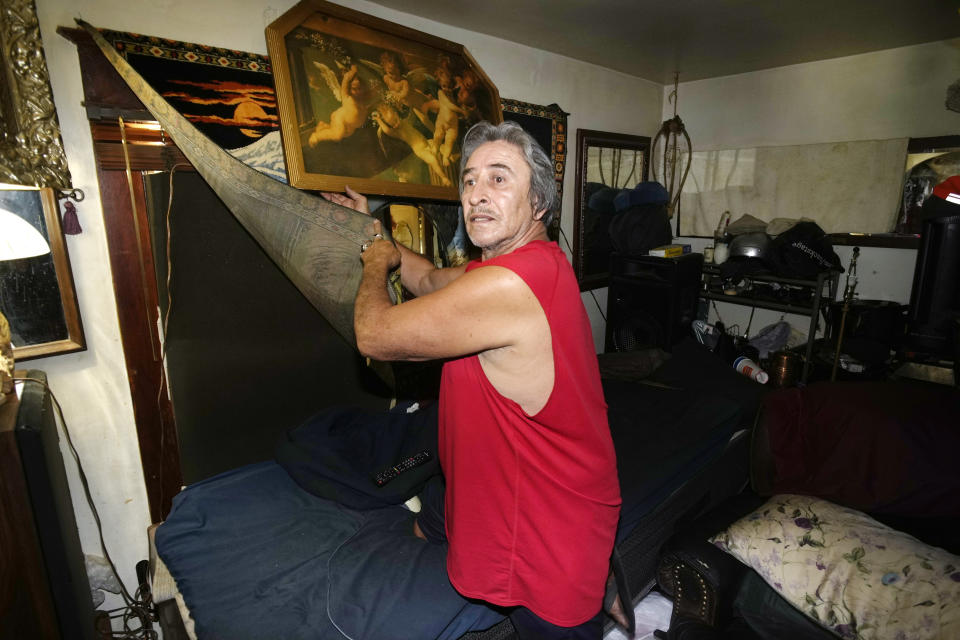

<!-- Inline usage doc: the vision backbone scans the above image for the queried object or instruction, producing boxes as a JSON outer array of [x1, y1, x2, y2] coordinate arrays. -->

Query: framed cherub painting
[[266, 0, 501, 200]]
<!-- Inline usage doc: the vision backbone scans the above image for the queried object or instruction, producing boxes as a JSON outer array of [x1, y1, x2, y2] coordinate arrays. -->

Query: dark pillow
[[752, 381, 960, 517], [276, 403, 440, 509]]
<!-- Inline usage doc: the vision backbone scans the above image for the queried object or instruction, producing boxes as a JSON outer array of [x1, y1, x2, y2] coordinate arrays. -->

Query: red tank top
[[438, 240, 621, 626]]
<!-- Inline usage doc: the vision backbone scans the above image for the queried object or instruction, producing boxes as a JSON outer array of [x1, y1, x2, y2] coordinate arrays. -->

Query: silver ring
[[360, 242, 369, 254], [373, 233, 383, 240]]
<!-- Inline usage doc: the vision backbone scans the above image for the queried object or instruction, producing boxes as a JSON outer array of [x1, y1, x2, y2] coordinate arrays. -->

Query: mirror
[[0, 186, 84, 360], [897, 135, 960, 234], [572, 129, 651, 290]]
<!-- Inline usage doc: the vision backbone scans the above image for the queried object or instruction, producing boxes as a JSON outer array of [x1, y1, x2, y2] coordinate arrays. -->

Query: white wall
[[33, 0, 661, 614], [671, 39, 960, 149], [670, 40, 960, 338]]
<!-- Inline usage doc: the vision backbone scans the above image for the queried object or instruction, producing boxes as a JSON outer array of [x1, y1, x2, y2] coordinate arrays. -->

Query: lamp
[[0, 205, 52, 405]]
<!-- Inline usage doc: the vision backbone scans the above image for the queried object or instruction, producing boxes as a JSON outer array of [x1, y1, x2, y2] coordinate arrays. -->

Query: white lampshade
[[0, 206, 50, 261]]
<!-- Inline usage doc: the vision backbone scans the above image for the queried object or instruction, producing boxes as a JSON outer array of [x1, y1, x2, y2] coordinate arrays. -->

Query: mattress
[[152, 369, 752, 639], [149, 539, 677, 640], [602, 379, 745, 541]]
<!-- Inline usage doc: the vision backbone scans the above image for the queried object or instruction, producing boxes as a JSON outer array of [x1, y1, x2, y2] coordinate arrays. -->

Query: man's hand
[[321, 185, 369, 214], [321, 187, 398, 267], [360, 219, 400, 271], [323, 186, 453, 297]]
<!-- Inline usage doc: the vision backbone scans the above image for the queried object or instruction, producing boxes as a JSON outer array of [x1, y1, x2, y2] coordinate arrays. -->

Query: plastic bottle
[[713, 211, 731, 264], [713, 241, 729, 264], [733, 356, 769, 384]]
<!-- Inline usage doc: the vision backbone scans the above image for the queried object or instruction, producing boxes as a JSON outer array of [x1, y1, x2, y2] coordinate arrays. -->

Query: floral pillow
[[710, 494, 960, 640]]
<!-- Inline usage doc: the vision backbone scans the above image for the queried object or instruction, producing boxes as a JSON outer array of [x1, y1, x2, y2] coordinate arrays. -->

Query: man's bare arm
[[396, 244, 466, 296], [353, 223, 402, 358]]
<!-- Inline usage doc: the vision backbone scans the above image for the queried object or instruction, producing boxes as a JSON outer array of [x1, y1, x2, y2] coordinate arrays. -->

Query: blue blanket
[[155, 461, 503, 639]]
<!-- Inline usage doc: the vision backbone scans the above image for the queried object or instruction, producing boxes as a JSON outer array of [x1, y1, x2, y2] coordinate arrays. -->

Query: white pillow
[[710, 494, 960, 640]]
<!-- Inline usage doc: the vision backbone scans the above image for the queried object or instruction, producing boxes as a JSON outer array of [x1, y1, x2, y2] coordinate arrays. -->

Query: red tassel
[[62, 201, 82, 235]]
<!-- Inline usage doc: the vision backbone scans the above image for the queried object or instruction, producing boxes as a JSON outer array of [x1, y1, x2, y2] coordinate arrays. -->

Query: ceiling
[[370, 0, 960, 84]]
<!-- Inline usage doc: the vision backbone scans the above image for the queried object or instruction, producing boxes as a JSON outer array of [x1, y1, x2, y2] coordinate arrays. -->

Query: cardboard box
[[647, 244, 691, 257]]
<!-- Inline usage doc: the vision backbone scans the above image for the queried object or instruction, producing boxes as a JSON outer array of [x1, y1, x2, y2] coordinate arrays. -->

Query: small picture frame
[[266, 0, 501, 200]]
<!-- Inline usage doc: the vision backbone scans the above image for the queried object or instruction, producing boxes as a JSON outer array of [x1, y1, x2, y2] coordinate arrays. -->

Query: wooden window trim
[[60, 26, 185, 520]]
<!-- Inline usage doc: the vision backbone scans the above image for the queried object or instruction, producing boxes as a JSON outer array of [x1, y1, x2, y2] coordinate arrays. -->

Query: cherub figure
[[422, 58, 468, 169], [361, 51, 432, 116], [453, 67, 482, 123], [307, 63, 373, 146], [371, 102, 451, 187]]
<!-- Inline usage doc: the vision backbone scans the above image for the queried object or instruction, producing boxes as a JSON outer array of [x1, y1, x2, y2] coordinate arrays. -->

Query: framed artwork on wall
[[0, 186, 84, 360], [266, 0, 501, 200]]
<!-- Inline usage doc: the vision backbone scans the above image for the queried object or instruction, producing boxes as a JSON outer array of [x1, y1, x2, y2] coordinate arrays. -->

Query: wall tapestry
[[98, 28, 285, 181], [501, 98, 568, 235]]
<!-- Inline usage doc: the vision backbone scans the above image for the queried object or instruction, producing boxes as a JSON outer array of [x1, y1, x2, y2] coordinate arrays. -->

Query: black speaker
[[15, 371, 96, 639], [905, 211, 960, 361], [605, 253, 704, 352]]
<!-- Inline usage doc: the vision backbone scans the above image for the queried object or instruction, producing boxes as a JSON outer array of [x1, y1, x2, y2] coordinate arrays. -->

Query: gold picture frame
[[266, 0, 501, 200], [0, 0, 72, 190], [0, 186, 84, 360]]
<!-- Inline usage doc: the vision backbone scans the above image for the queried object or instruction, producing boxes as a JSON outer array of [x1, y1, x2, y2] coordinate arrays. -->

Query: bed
[[149, 339, 767, 639]]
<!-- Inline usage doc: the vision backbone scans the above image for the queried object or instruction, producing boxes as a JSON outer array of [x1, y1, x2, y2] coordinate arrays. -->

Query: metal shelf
[[702, 266, 840, 382], [701, 263, 829, 288], [700, 291, 823, 316]]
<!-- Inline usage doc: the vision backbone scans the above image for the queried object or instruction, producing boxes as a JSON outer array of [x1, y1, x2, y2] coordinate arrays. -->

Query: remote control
[[373, 450, 432, 487]]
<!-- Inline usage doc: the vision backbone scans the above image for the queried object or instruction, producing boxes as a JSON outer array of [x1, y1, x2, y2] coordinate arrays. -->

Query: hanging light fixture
[[651, 73, 693, 219]]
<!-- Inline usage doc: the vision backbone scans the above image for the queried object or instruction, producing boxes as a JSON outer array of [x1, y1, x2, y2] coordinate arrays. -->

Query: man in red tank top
[[325, 121, 621, 639]]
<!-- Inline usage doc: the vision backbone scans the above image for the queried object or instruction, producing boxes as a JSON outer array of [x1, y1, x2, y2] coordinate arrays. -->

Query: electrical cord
[[154, 164, 191, 511], [557, 224, 607, 322], [12, 376, 158, 639], [159, 164, 191, 369], [710, 300, 725, 330]]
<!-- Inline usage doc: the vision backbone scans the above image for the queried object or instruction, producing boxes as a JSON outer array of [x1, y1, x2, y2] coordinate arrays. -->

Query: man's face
[[460, 140, 542, 256]]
